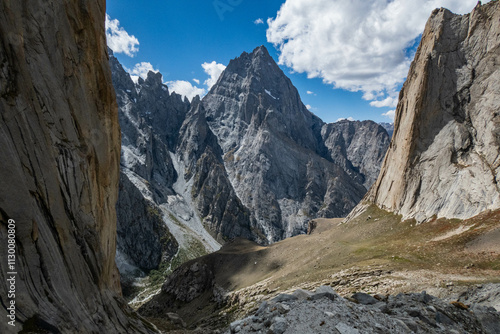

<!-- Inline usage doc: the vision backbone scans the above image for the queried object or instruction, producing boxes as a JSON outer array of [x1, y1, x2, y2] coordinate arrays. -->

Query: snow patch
[[265, 89, 277, 100]]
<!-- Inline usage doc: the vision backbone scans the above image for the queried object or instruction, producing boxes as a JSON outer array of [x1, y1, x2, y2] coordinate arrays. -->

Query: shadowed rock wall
[[0, 1, 154, 332]]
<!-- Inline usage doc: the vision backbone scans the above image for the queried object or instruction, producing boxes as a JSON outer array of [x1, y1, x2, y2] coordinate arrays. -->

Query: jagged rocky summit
[[110, 44, 391, 262], [0, 1, 154, 333], [350, 1, 500, 223], [202, 46, 390, 241], [110, 49, 258, 280]]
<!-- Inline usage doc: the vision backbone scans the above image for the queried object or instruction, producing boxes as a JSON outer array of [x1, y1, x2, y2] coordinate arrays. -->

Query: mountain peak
[[145, 71, 163, 85], [252, 45, 271, 58], [223, 45, 279, 80]]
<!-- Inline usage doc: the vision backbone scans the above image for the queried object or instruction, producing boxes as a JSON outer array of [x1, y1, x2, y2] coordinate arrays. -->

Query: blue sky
[[106, 0, 478, 124]]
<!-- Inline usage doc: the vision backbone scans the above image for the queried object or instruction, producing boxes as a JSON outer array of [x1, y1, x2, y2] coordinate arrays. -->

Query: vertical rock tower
[[0, 1, 153, 333], [362, 1, 500, 222]]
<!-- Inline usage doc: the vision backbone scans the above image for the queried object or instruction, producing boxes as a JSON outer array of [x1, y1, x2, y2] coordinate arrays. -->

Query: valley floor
[[141, 206, 500, 332]]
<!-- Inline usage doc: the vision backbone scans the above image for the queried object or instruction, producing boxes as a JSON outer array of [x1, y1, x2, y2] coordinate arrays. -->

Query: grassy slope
[[213, 205, 499, 292], [144, 205, 500, 330]]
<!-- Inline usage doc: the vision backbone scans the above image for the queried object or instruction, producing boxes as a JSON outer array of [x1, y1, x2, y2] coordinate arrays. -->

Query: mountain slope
[[139, 207, 500, 331], [177, 97, 263, 243], [203, 46, 390, 241], [359, 1, 500, 223], [109, 50, 264, 285], [110, 46, 390, 255]]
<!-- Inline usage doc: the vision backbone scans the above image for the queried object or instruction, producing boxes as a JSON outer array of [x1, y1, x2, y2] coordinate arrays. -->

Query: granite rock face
[[110, 50, 186, 203], [177, 98, 264, 243], [362, 1, 500, 223], [0, 1, 153, 333], [116, 171, 179, 273], [322, 120, 391, 189], [111, 49, 264, 265], [203, 46, 389, 241]]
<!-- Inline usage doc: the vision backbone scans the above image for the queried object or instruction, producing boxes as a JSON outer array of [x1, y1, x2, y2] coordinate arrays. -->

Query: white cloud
[[193, 78, 200, 84], [336, 117, 355, 122], [254, 18, 264, 25], [126, 62, 159, 83], [306, 104, 312, 110], [202, 61, 227, 90], [105, 14, 139, 57], [306, 91, 315, 95], [382, 109, 396, 121], [267, 0, 476, 105], [167, 80, 206, 101], [370, 96, 398, 108]]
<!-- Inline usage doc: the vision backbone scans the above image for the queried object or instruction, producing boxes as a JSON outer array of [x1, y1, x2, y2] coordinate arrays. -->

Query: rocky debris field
[[226, 286, 500, 334]]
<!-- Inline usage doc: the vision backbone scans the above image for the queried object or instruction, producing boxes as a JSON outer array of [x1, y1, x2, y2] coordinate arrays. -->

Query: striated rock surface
[[110, 49, 186, 203], [0, 1, 154, 333], [110, 50, 249, 281], [203, 46, 389, 241], [361, 1, 500, 223], [110, 49, 189, 277]]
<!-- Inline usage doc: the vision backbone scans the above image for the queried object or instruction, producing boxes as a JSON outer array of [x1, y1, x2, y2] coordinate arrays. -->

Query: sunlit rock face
[[363, 2, 500, 223]]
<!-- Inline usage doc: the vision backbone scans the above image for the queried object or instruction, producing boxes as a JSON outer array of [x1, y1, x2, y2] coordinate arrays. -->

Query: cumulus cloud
[[202, 61, 227, 90], [382, 109, 396, 121], [167, 81, 206, 101], [193, 78, 200, 84], [336, 117, 355, 122], [126, 62, 159, 83], [306, 91, 315, 95], [267, 0, 476, 105], [105, 14, 139, 57], [370, 96, 398, 108], [306, 104, 312, 110], [254, 18, 264, 25]]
